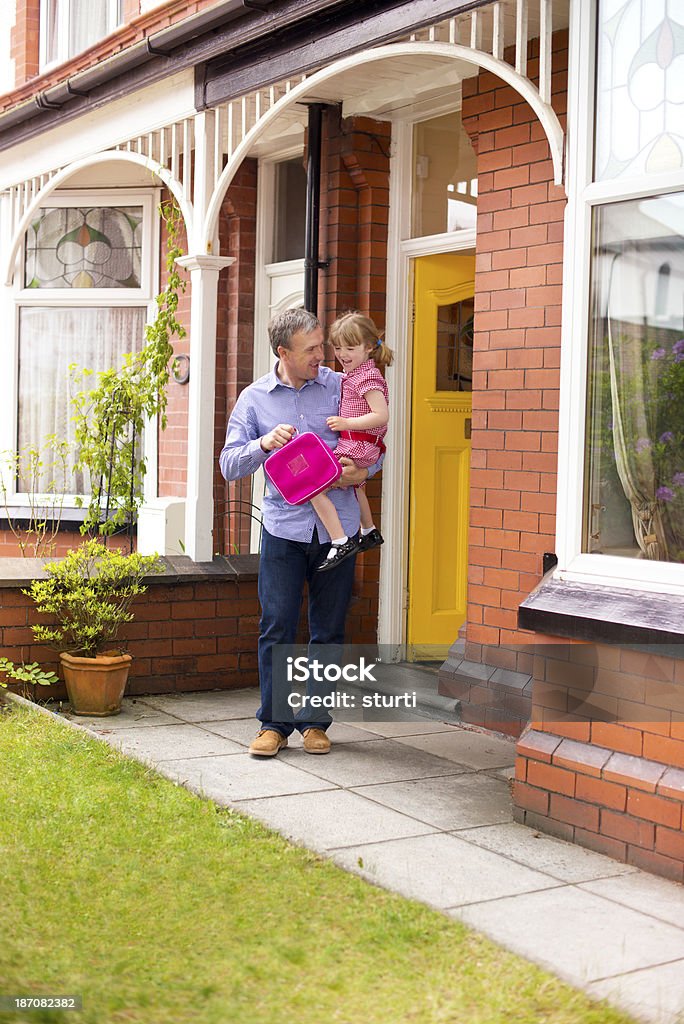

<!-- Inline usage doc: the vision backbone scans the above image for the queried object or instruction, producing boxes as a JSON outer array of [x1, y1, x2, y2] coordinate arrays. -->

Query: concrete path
[[64, 688, 684, 1024]]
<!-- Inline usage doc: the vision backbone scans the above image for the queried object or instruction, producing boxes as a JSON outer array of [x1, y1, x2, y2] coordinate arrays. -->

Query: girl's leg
[[356, 486, 375, 531], [310, 492, 346, 543], [310, 492, 359, 573]]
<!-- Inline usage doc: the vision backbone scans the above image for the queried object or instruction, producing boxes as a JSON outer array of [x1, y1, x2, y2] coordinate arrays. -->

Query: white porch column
[[176, 253, 235, 562]]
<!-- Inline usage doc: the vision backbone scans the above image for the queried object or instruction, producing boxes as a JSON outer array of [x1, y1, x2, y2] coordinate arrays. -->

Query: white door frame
[[379, 114, 476, 659], [251, 146, 306, 550]]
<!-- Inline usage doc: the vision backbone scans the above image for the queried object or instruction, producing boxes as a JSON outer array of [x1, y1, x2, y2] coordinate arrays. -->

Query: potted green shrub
[[25, 540, 163, 717]]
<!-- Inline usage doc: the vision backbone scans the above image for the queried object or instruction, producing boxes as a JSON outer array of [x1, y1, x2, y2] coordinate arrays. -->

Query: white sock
[[361, 525, 375, 536], [326, 536, 348, 559]]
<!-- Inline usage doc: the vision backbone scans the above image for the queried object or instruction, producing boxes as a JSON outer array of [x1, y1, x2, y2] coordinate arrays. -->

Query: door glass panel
[[412, 111, 477, 237], [436, 298, 474, 391], [273, 158, 307, 262]]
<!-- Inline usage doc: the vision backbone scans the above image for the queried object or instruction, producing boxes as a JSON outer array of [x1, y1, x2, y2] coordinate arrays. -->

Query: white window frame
[[2, 188, 160, 512], [555, 0, 684, 596], [39, 0, 123, 72]]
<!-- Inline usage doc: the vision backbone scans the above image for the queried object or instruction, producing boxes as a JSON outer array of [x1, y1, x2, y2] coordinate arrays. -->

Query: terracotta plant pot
[[60, 651, 133, 717]]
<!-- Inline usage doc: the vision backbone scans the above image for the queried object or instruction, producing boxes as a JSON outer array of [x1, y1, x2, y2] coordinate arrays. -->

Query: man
[[219, 309, 380, 757]]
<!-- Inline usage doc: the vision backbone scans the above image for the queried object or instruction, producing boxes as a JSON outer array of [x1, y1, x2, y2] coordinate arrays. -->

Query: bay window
[[8, 192, 158, 505], [40, 0, 123, 70], [557, 0, 684, 591]]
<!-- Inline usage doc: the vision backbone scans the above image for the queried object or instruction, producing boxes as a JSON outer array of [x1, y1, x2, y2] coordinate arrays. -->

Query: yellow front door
[[407, 252, 475, 660]]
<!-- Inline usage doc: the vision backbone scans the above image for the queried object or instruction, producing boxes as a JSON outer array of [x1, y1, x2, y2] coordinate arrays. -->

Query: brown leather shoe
[[249, 729, 288, 757], [302, 728, 331, 754]]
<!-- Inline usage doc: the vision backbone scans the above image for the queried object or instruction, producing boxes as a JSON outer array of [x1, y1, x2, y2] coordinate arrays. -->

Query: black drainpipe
[[304, 103, 329, 316]]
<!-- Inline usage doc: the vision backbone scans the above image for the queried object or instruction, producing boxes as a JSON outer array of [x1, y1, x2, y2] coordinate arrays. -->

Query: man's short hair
[[268, 308, 321, 357]]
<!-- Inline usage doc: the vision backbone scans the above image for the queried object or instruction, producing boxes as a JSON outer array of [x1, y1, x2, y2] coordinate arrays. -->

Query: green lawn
[[0, 702, 635, 1024]]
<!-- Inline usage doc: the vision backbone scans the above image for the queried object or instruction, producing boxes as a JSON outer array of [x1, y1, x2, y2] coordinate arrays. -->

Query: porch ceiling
[[250, 53, 470, 156]]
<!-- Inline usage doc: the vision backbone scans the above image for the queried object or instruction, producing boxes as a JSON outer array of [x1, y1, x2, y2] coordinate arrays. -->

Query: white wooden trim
[[176, 254, 236, 561], [379, 106, 480, 655], [583, 172, 684, 207], [378, 118, 412, 659], [204, 39, 566, 248], [254, 160, 276, 384], [558, 554, 684, 598], [554, 0, 596, 576], [401, 229, 477, 258]]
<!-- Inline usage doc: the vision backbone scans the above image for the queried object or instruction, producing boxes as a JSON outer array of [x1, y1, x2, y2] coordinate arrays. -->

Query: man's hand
[[332, 457, 369, 488], [260, 424, 295, 452], [326, 415, 349, 432]]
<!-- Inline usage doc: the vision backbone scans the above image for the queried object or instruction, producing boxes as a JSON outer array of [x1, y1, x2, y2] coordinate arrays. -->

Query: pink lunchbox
[[264, 431, 342, 505]]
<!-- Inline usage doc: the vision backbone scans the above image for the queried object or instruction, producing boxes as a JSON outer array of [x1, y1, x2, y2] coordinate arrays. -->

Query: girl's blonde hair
[[328, 311, 394, 368]]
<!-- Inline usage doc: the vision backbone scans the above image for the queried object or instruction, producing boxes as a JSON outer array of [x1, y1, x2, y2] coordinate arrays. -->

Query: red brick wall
[[10, 0, 40, 86], [459, 31, 568, 667], [0, 530, 132, 559], [0, 572, 259, 698], [514, 641, 684, 882], [320, 112, 391, 644]]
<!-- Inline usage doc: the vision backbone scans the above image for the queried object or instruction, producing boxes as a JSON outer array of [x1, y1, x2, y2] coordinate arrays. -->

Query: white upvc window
[[1, 190, 159, 511], [40, 0, 123, 71], [556, 0, 684, 595]]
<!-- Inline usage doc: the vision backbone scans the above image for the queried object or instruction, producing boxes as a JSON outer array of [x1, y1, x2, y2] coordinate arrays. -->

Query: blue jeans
[[257, 527, 357, 736]]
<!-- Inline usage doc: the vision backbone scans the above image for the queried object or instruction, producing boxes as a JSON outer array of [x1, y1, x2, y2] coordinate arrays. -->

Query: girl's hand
[[327, 416, 348, 431]]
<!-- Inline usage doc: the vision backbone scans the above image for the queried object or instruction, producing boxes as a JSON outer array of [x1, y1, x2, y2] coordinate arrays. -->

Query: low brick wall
[[513, 643, 684, 882], [0, 555, 260, 701]]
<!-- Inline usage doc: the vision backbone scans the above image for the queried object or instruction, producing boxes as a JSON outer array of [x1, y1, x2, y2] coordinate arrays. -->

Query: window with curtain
[[40, 0, 123, 68], [18, 307, 146, 493], [582, 0, 684, 565], [15, 196, 155, 498], [583, 194, 684, 562]]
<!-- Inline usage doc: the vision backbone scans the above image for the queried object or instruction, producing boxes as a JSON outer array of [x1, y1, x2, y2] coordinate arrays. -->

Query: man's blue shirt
[[219, 363, 380, 543]]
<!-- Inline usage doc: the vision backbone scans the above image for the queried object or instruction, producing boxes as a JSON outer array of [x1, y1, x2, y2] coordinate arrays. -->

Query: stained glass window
[[595, 0, 684, 181], [24, 206, 143, 289]]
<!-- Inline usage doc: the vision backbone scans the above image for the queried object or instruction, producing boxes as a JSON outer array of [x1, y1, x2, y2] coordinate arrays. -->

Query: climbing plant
[[70, 200, 187, 539]]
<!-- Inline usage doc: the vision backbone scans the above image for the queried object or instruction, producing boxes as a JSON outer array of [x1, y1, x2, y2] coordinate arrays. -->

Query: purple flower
[[675, 353, 684, 363], [656, 486, 675, 502], [673, 339, 684, 355], [635, 438, 651, 452], [660, 431, 675, 443], [673, 473, 684, 487], [651, 347, 666, 360]]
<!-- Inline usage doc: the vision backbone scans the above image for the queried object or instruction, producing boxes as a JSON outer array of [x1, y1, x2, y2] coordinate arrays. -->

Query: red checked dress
[[334, 359, 389, 469]]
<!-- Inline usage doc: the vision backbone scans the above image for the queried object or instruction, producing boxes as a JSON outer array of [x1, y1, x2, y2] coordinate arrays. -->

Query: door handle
[[464, 418, 471, 439]]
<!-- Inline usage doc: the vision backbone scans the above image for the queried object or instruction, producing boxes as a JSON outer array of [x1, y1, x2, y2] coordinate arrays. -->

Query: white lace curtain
[[17, 305, 145, 493]]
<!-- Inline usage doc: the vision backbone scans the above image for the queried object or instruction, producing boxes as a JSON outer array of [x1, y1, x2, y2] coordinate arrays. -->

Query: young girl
[[312, 312, 393, 572]]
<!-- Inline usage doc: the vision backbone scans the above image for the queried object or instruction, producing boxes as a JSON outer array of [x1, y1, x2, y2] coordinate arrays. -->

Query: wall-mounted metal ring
[[172, 354, 190, 384]]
